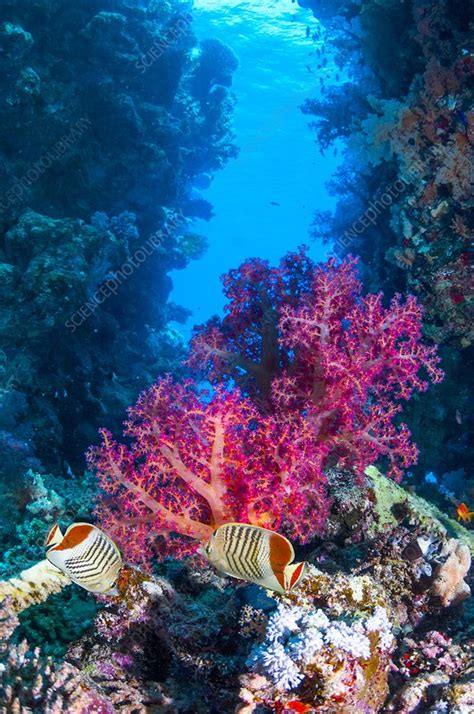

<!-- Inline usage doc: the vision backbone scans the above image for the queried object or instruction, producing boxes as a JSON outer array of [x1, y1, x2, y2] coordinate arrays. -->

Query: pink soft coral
[[89, 254, 443, 564], [87, 378, 323, 563], [191, 254, 443, 484], [188, 248, 316, 400]]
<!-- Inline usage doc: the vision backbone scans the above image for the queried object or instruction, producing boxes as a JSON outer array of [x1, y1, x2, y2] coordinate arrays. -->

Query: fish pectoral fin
[[256, 574, 286, 595], [104, 586, 119, 596]]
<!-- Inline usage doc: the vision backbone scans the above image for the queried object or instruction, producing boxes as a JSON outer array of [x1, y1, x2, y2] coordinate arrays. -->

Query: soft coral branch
[[188, 248, 316, 399]]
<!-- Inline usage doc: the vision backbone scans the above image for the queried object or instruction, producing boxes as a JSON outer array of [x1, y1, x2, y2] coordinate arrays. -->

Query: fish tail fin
[[44, 523, 64, 549], [284, 561, 307, 591]]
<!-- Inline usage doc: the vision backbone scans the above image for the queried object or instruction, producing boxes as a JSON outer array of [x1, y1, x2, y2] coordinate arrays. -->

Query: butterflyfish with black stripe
[[45, 522, 123, 595], [199, 523, 307, 594]]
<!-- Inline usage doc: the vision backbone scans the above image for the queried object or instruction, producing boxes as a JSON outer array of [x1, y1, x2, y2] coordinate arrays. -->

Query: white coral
[[259, 642, 303, 690], [324, 621, 371, 659], [302, 609, 330, 629], [365, 606, 394, 650], [0, 559, 71, 615], [248, 602, 394, 691], [289, 626, 324, 664], [265, 604, 300, 643]]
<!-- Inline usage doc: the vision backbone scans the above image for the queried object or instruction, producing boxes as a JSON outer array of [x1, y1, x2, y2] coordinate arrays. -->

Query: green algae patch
[[365, 466, 474, 555]]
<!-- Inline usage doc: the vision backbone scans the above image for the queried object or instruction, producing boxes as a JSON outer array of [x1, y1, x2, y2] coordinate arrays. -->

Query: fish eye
[[206, 542, 213, 555]]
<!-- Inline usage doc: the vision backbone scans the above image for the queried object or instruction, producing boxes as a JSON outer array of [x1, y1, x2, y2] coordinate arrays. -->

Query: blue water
[[172, 0, 341, 331]]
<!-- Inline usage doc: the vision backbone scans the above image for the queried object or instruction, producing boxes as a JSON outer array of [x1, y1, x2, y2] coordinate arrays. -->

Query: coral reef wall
[[300, 0, 473, 486], [0, 1, 237, 479]]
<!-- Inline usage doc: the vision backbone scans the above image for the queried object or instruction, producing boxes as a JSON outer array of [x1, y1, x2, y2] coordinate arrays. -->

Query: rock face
[[431, 539, 471, 608], [0, 1, 237, 478], [0, 208, 181, 477]]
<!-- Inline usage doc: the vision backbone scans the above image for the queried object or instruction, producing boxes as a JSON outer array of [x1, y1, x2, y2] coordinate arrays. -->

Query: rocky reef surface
[[1, 244, 472, 712], [0, 466, 472, 713]]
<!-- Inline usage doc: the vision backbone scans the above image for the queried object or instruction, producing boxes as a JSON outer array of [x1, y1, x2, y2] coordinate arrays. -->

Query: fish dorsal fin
[[269, 531, 294, 569], [67, 522, 122, 560], [221, 522, 272, 533], [50, 522, 95, 551], [65, 521, 95, 534], [45, 523, 64, 549], [284, 561, 307, 591], [268, 532, 295, 591]]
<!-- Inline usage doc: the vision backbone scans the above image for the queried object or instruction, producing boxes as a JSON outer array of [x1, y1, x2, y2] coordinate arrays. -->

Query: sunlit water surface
[[171, 0, 341, 331]]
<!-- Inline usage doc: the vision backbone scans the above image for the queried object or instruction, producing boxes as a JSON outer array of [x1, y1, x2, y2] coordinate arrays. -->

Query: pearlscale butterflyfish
[[199, 523, 307, 594], [45, 522, 122, 595]]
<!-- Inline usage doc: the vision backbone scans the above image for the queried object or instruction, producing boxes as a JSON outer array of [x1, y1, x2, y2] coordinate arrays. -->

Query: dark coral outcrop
[[0, 1, 237, 478]]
